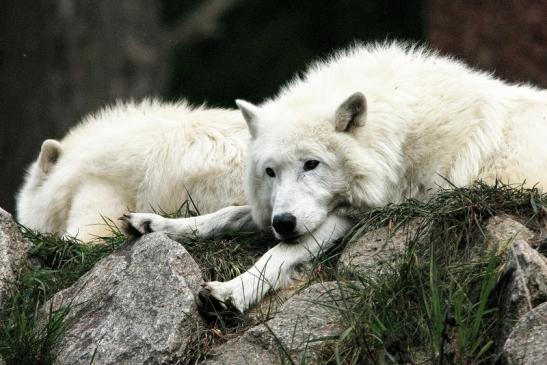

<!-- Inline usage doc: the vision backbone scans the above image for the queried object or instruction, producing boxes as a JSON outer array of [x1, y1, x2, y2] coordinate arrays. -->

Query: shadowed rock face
[[485, 217, 547, 346], [204, 282, 346, 365], [47, 232, 203, 365], [502, 302, 547, 365], [0, 207, 31, 310]]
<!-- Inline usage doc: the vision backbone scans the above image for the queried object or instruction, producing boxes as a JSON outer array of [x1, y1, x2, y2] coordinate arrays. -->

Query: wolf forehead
[[249, 108, 343, 145], [248, 128, 341, 165]]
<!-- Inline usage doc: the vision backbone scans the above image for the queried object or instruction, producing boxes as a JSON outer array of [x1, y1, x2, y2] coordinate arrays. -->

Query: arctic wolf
[[16, 101, 250, 242], [123, 42, 547, 314]]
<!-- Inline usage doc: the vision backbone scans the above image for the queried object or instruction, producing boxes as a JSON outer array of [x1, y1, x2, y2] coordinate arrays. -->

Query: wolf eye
[[266, 167, 276, 177], [303, 160, 320, 171]]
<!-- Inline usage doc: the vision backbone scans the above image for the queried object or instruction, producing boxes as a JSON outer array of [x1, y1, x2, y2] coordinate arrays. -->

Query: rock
[[502, 302, 547, 365], [204, 282, 347, 365], [48, 233, 203, 365], [0, 207, 32, 310], [485, 216, 547, 349], [338, 221, 420, 275], [485, 216, 535, 249]]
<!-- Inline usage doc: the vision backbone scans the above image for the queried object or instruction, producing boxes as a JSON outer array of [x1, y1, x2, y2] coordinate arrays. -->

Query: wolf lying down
[[17, 42, 547, 314]]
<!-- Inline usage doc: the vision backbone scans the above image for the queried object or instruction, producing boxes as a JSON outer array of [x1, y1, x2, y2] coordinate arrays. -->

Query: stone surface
[[338, 221, 420, 275], [485, 216, 536, 249], [486, 217, 547, 310], [502, 302, 547, 365], [485, 216, 547, 350], [0, 207, 32, 309], [48, 233, 203, 365], [204, 282, 346, 365]]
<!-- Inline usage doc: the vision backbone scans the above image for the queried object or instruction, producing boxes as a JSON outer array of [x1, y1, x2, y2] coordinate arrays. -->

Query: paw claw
[[118, 213, 157, 240], [196, 283, 242, 327], [119, 216, 143, 241], [142, 220, 152, 234]]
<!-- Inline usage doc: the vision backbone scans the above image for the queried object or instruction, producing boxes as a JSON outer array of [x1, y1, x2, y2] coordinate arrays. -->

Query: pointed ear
[[334, 92, 367, 132], [235, 99, 261, 139], [38, 139, 62, 174]]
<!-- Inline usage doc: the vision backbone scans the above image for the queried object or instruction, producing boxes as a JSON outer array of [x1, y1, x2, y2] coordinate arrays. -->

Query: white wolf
[[16, 101, 251, 242], [123, 42, 547, 314]]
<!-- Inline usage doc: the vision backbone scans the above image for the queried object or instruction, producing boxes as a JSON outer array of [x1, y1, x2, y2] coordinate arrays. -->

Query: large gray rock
[[485, 216, 535, 248], [48, 233, 203, 365], [204, 282, 347, 365], [339, 221, 420, 275], [502, 302, 547, 365], [0, 207, 32, 309], [486, 218, 547, 313], [485, 216, 547, 353]]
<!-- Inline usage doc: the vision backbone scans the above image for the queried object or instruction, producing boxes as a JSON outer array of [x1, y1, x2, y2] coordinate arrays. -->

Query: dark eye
[[304, 160, 320, 171], [266, 167, 276, 177]]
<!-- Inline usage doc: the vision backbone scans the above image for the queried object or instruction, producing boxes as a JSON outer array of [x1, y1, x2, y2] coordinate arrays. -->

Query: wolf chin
[[19, 42, 547, 315]]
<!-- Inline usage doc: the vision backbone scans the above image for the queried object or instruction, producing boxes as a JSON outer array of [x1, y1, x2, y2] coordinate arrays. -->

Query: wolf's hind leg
[[121, 205, 256, 240], [65, 180, 130, 242]]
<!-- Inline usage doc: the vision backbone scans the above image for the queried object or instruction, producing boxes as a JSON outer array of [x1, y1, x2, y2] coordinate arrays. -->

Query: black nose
[[272, 213, 297, 236]]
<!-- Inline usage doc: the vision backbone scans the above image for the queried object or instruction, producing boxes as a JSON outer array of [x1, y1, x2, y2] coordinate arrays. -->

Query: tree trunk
[[0, 0, 166, 212]]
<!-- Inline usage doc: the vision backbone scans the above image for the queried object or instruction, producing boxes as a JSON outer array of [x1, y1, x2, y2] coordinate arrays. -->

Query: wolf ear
[[38, 139, 62, 174], [235, 99, 260, 139], [334, 92, 367, 132]]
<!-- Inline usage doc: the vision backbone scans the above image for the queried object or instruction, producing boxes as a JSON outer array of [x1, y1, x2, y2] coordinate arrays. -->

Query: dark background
[[1, 0, 546, 213]]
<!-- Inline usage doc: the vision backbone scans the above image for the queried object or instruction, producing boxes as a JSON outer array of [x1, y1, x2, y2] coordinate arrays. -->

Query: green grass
[[1, 182, 545, 364], [0, 222, 125, 364], [0, 214, 271, 364], [308, 182, 546, 365]]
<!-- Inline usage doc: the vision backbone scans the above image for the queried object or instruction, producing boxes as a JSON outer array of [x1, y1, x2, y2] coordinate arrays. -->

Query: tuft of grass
[[157, 197, 276, 283], [0, 225, 125, 364], [309, 181, 546, 365]]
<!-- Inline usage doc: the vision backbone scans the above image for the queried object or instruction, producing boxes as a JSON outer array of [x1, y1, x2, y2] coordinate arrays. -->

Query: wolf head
[[237, 92, 400, 241]]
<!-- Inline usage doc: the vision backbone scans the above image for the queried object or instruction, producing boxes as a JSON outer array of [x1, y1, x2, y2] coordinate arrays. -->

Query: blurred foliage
[[161, 0, 423, 106]]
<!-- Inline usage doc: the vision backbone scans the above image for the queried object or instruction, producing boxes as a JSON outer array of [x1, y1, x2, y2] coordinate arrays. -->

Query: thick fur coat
[[18, 42, 547, 312], [246, 42, 547, 229], [17, 101, 248, 241]]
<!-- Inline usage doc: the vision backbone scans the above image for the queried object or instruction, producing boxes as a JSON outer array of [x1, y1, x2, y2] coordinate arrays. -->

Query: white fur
[[20, 42, 547, 313], [17, 100, 249, 241], [245, 42, 547, 227]]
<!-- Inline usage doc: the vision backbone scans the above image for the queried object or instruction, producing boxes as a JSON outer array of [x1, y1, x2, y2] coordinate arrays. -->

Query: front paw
[[196, 281, 243, 327], [119, 213, 160, 239]]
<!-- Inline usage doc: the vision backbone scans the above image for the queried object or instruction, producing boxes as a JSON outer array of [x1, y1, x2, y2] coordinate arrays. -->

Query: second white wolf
[[16, 101, 250, 241]]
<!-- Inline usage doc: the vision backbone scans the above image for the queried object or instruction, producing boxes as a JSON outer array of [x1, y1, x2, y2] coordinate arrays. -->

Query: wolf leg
[[197, 214, 352, 313], [120, 205, 256, 240], [65, 180, 129, 242]]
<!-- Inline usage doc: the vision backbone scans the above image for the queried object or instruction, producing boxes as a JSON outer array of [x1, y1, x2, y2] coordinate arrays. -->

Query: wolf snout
[[272, 213, 297, 236]]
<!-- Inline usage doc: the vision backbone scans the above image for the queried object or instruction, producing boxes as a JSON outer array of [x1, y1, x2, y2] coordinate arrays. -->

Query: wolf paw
[[196, 282, 243, 326], [119, 213, 161, 239]]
